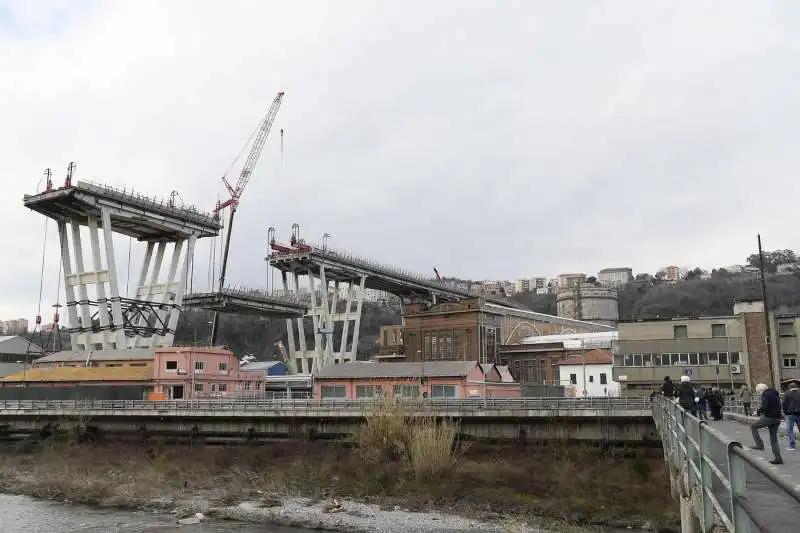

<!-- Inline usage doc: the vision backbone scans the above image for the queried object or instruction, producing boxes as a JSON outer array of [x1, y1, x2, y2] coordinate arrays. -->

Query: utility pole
[[757, 234, 776, 388]]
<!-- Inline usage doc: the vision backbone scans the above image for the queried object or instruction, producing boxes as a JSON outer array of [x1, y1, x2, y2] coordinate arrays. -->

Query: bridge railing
[[0, 396, 652, 413], [653, 396, 800, 532]]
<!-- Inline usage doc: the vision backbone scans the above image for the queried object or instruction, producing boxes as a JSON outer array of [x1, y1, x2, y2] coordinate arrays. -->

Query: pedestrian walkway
[[712, 416, 800, 532]]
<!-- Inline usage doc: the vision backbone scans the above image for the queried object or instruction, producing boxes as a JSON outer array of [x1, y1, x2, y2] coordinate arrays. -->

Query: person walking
[[697, 388, 709, 420], [677, 375, 696, 416], [750, 383, 784, 465], [662, 376, 675, 398], [739, 384, 752, 416], [781, 379, 800, 451], [709, 387, 724, 421]]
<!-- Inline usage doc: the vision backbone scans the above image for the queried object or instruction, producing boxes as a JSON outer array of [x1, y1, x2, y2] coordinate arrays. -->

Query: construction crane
[[209, 91, 285, 345], [433, 267, 442, 281]]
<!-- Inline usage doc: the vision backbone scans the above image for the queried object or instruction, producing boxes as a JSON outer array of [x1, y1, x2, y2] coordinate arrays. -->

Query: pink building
[[313, 361, 521, 400], [153, 347, 263, 400]]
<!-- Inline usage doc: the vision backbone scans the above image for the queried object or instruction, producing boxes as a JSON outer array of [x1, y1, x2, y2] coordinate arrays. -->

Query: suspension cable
[[28, 219, 49, 354]]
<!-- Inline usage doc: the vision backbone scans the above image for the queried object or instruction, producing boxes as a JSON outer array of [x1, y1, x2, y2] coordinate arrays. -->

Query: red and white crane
[[210, 91, 284, 345]]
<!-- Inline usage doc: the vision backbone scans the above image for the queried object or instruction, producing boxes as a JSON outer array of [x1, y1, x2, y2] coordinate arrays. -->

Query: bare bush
[[407, 416, 458, 480]]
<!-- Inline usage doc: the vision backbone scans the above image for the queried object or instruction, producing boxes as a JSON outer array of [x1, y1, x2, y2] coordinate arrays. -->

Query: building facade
[[557, 273, 587, 289], [663, 265, 681, 282], [597, 267, 633, 287], [152, 347, 263, 400], [313, 361, 520, 399], [557, 350, 619, 397], [402, 298, 612, 366], [610, 301, 784, 395]]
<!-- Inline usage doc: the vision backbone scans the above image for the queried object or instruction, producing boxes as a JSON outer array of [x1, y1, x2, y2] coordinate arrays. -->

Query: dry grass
[[407, 416, 458, 480], [356, 398, 459, 480]]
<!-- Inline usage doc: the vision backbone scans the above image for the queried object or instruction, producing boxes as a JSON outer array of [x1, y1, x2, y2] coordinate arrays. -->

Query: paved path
[[710, 416, 800, 531]]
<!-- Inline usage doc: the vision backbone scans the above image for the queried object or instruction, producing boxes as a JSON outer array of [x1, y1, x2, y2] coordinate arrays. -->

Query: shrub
[[407, 416, 458, 480]]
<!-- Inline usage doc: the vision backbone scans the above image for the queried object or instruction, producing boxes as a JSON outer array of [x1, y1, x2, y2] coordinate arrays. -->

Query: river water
[[0, 494, 313, 533]]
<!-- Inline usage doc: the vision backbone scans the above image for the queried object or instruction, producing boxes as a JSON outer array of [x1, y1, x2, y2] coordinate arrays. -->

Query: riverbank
[[0, 436, 678, 532]]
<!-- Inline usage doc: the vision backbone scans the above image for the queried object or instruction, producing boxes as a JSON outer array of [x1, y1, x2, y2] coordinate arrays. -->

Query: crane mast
[[210, 91, 284, 345]]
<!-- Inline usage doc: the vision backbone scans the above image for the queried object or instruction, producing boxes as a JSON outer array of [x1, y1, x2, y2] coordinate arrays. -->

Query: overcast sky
[[2, 0, 800, 320]]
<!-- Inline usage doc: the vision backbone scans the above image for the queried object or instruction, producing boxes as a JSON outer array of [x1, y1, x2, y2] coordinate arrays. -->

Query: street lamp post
[[322, 232, 331, 252]]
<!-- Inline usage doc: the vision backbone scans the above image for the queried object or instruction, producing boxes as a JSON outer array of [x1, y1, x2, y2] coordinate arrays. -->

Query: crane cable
[[28, 218, 49, 354]]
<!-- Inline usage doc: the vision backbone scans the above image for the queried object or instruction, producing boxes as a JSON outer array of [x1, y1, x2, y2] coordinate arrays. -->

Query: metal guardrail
[[0, 396, 652, 413], [652, 396, 800, 532]]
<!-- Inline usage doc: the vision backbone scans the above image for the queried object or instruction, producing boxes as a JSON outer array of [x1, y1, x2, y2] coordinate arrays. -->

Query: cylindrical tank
[[556, 286, 619, 326]]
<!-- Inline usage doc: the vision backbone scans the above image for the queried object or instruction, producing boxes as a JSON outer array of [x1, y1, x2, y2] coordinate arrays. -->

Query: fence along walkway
[[653, 397, 800, 532]]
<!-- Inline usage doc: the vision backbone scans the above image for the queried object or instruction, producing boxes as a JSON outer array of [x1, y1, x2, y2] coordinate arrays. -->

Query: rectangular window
[[393, 384, 420, 398], [624, 355, 634, 366], [614, 354, 624, 366], [730, 352, 740, 364], [129, 363, 147, 367], [633, 354, 642, 366], [709, 352, 719, 365], [699, 353, 709, 365], [689, 353, 698, 365], [194, 383, 203, 392], [570, 374, 577, 385], [783, 355, 797, 368], [218, 362, 228, 371], [431, 384, 457, 398], [210, 384, 216, 392], [711, 323, 727, 338], [673, 325, 688, 339], [588, 375, 594, 383], [600, 373, 608, 385], [642, 354, 652, 366], [194, 361, 204, 372], [165, 361, 178, 370], [321, 385, 347, 399], [106, 363, 122, 367], [218, 383, 227, 392], [779, 322, 795, 337], [718, 352, 729, 365], [356, 385, 381, 398], [244, 382, 251, 391]]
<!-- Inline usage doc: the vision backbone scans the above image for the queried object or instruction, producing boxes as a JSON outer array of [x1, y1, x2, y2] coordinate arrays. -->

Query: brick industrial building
[[400, 297, 611, 365]]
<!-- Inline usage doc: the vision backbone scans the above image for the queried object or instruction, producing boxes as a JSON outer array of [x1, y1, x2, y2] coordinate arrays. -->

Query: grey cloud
[[2, 0, 800, 319]]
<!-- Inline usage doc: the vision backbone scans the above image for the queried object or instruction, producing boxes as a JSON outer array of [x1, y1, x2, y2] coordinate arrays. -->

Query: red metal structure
[[209, 91, 284, 345]]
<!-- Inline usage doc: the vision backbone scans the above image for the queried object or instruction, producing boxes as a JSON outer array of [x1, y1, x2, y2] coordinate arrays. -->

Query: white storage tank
[[556, 286, 619, 326]]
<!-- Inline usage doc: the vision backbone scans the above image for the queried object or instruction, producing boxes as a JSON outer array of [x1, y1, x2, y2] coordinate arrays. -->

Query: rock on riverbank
[[211, 497, 541, 533]]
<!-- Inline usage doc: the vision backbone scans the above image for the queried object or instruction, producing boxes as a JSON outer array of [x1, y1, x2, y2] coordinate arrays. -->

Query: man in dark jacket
[[677, 375, 696, 416], [662, 376, 675, 398], [750, 383, 783, 464], [782, 379, 800, 451]]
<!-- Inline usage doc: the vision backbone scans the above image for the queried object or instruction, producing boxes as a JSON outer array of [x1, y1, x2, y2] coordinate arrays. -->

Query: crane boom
[[210, 91, 284, 346], [217, 91, 284, 212]]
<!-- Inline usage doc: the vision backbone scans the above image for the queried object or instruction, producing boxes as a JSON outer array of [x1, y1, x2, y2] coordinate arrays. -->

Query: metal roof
[[0, 336, 41, 354], [241, 361, 284, 371], [34, 348, 154, 363], [314, 360, 480, 380], [0, 363, 25, 377], [2, 365, 153, 382]]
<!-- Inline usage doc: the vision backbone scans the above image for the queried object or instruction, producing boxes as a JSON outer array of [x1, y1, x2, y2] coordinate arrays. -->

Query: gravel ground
[[212, 497, 545, 533]]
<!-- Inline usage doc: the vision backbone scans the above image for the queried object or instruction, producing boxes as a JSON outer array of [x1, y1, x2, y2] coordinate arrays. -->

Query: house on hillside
[[557, 349, 619, 398], [313, 360, 521, 400]]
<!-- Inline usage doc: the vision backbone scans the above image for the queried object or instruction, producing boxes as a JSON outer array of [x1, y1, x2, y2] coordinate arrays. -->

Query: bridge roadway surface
[[718, 416, 800, 532], [700, 415, 800, 532]]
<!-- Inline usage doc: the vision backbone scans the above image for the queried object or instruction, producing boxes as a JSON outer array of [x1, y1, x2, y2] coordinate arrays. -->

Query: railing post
[[697, 423, 715, 531], [727, 445, 751, 533]]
